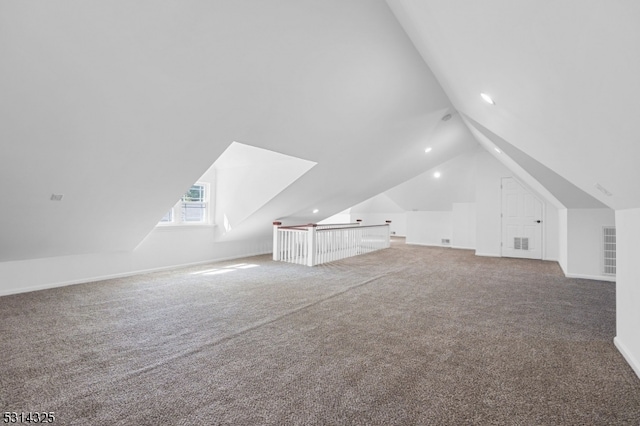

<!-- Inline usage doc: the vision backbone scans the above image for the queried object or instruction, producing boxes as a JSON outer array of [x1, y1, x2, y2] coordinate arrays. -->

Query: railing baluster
[[284, 231, 288, 262], [282, 231, 286, 261], [298, 232, 302, 265], [272, 221, 391, 266], [298, 231, 302, 265]]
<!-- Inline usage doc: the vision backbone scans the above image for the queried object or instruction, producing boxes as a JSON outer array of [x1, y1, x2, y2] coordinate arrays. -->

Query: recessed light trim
[[433, 171, 441, 178], [312, 209, 319, 213], [424, 147, 432, 153], [481, 93, 495, 105]]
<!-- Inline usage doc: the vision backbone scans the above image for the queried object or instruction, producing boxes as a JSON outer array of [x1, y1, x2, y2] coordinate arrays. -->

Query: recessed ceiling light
[[442, 113, 452, 121], [494, 147, 501, 153], [481, 93, 495, 105], [425, 147, 432, 153], [433, 171, 441, 178], [312, 209, 319, 213]]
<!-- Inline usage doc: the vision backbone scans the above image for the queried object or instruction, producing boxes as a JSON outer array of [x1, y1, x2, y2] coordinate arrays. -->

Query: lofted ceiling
[[387, 0, 640, 210], [2, 1, 633, 262], [351, 194, 405, 216], [0, 0, 475, 261], [384, 146, 478, 212], [464, 116, 606, 209]]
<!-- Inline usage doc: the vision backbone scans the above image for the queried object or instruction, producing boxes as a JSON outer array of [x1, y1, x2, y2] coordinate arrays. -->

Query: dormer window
[[158, 183, 209, 225]]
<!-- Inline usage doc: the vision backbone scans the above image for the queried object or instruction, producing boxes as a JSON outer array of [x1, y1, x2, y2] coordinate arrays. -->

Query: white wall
[[565, 208, 615, 281], [0, 230, 272, 296], [400, 149, 560, 256], [318, 210, 352, 226], [406, 211, 452, 246], [615, 208, 640, 379], [544, 203, 560, 261], [475, 150, 560, 261], [350, 193, 407, 236], [213, 142, 316, 238], [558, 209, 568, 273], [387, 148, 478, 248], [354, 213, 407, 237], [475, 151, 506, 257], [452, 203, 476, 249], [385, 147, 477, 211], [0, 162, 273, 296]]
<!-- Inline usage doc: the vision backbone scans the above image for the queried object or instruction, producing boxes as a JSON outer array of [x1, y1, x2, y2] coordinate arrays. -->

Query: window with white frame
[[158, 183, 209, 225]]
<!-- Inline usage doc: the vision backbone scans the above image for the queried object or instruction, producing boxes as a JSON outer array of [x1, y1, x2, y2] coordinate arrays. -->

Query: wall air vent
[[603, 226, 616, 275], [441, 239, 450, 245]]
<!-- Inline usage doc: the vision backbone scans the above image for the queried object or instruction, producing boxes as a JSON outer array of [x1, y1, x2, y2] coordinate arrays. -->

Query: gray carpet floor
[[1, 239, 639, 425]]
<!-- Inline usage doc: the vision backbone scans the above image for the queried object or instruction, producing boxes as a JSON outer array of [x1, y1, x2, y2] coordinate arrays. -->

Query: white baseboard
[[0, 250, 272, 297], [614, 337, 640, 380], [475, 252, 499, 258], [405, 243, 462, 249], [558, 260, 568, 276], [565, 272, 616, 283], [406, 242, 477, 251], [452, 245, 476, 251], [405, 242, 449, 248]]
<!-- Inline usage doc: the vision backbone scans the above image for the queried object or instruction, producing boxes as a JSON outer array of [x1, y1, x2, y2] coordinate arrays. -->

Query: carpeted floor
[[1, 239, 639, 425]]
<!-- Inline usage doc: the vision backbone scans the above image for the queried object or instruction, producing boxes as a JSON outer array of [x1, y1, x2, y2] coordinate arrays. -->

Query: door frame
[[500, 176, 546, 260]]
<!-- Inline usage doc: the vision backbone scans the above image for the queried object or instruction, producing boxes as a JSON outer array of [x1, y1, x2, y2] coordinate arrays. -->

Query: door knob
[[535, 220, 541, 223]]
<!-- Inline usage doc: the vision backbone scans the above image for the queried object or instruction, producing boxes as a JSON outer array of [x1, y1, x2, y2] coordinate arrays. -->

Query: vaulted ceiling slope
[[384, 145, 478, 212], [464, 116, 606, 209], [0, 0, 467, 261], [387, 0, 640, 210]]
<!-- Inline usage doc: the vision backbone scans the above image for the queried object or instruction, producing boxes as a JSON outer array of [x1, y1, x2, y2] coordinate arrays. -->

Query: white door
[[501, 177, 543, 259]]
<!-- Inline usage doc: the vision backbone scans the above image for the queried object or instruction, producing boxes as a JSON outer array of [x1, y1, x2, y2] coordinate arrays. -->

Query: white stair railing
[[273, 220, 391, 266]]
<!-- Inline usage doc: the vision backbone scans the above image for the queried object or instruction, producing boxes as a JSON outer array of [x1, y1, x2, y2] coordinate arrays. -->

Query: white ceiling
[[464, 116, 606, 209], [387, 0, 640, 210], [2, 1, 634, 262], [213, 142, 316, 240], [351, 193, 405, 215], [384, 146, 478, 212], [0, 0, 473, 261]]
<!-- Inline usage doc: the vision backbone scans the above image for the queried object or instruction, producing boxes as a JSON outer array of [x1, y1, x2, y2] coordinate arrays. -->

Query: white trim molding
[[406, 242, 451, 248], [565, 273, 616, 283], [452, 245, 476, 251], [475, 252, 500, 258], [0, 250, 271, 297], [614, 337, 640, 380]]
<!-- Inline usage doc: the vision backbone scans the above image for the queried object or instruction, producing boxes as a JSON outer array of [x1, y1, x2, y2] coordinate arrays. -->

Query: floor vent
[[603, 226, 616, 275]]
